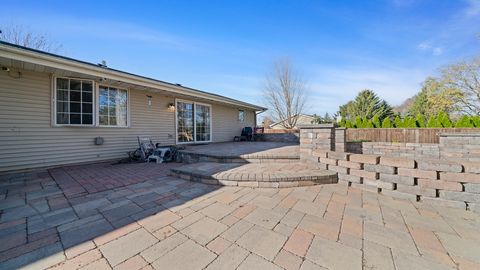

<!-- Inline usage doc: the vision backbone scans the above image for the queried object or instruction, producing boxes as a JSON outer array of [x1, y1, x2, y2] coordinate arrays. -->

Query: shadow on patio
[[0, 161, 222, 269]]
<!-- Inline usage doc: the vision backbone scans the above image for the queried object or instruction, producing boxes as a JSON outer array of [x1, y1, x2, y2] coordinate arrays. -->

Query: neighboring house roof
[[0, 41, 266, 111], [269, 114, 315, 128]]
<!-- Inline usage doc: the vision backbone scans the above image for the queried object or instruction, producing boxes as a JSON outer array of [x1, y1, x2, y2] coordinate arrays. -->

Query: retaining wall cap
[[439, 133, 480, 137], [298, 124, 335, 129]]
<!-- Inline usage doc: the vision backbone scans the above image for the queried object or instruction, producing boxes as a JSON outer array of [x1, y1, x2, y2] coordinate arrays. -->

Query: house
[[0, 41, 266, 172], [269, 114, 315, 129]]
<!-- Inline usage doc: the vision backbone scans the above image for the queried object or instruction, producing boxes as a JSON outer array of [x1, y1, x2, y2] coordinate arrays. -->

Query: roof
[[269, 114, 315, 128], [0, 41, 266, 111]]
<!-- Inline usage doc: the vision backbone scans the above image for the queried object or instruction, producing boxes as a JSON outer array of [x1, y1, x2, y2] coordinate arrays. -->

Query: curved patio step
[[177, 151, 299, 164], [170, 162, 337, 188], [177, 142, 300, 164]]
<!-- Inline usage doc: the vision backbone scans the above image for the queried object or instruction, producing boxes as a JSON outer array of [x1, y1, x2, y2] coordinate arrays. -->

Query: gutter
[[0, 41, 267, 111]]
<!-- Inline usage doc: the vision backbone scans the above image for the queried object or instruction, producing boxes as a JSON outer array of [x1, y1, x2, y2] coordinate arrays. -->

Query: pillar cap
[[298, 124, 335, 129]]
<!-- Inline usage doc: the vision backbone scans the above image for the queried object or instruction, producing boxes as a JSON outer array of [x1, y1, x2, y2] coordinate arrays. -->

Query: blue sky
[[2, 0, 479, 115]]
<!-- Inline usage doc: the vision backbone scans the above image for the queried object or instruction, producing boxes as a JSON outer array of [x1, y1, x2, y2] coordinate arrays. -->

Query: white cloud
[[417, 42, 431, 50], [465, 0, 480, 17], [416, 41, 443, 56], [432, 47, 443, 56]]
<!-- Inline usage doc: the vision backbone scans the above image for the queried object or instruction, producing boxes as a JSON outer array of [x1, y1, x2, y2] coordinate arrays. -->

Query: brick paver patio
[[1, 162, 480, 270]]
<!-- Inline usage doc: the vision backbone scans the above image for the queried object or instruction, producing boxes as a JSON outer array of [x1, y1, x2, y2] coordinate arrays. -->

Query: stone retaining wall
[[256, 133, 300, 143], [362, 142, 440, 159], [300, 125, 480, 213], [440, 133, 480, 162], [346, 142, 362, 154], [315, 150, 480, 213], [360, 133, 480, 161], [299, 124, 335, 163]]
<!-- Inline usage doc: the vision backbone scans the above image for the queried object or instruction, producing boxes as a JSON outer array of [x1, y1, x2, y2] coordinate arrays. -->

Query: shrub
[[354, 117, 363, 128], [363, 118, 374, 128], [438, 111, 453, 127], [472, 116, 480, 127], [381, 117, 392, 128], [403, 116, 417, 128], [415, 114, 426, 128], [372, 115, 381, 128], [345, 120, 354, 128], [455, 115, 473, 127], [427, 115, 442, 128], [393, 116, 403, 128]]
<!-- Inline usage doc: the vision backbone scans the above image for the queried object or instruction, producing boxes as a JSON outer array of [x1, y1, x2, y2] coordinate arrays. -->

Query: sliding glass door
[[176, 100, 211, 143], [195, 104, 211, 142]]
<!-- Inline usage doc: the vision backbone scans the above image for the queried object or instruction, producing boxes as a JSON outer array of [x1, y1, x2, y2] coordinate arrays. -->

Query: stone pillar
[[299, 124, 335, 163], [335, 128, 346, 152], [439, 133, 480, 162]]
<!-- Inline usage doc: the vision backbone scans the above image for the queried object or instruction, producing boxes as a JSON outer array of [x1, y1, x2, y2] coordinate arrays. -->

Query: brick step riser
[[168, 171, 338, 188]]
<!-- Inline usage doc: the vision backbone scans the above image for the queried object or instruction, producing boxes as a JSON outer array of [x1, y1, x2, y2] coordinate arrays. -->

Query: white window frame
[[175, 98, 212, 144], [52, 76, 95, 127], [96, 84, 130, 128], [238, 110, 245, 122]]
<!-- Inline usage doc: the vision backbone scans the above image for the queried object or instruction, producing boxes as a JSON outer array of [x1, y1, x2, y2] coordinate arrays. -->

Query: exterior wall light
[[168, 103, 175, 111], [147, 95, 152, 106]]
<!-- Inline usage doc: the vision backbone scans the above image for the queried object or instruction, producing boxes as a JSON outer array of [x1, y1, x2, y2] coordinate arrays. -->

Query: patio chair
[[137, 136, 155, 161], [234, 127, 254, 141], [253, 127, 264, 141], [138, 137, 178, 164]]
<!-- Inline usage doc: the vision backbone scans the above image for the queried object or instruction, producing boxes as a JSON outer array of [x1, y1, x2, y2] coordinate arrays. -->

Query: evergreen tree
[[408, 87, 430, 117], [323, 113, 332, 123], [363, 118, 374, 128], [454, 115, 473, 128], [381, 117, 392, 128], [403, 116, 417, 128], [427, 115, 442, 128], [372, 115, 381, 128], [394, 116, 403, 128], [337, 90, 394, 121], [345, 120, 354, 128], [437, 111, 453, 127], [472, 116, 480, 127], [415, 114, 426, 128], [354, 116, 363, 128]]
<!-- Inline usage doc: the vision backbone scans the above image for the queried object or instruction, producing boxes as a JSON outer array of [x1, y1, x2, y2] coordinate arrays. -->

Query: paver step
[[177, 151, 300, 164], [177, 142, 300, 164], [170, 162, 338, 188]]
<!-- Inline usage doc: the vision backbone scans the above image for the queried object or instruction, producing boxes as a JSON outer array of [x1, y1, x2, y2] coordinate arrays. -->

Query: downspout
[[255, 109, 267, 127]]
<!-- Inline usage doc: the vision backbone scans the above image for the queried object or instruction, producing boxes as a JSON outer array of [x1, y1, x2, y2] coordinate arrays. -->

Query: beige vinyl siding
[[0, 69, 255, 172], [211, 106, 255, 142]]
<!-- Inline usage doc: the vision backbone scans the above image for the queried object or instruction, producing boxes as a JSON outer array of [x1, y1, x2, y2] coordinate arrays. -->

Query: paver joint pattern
[[0, 162, 479, 270]]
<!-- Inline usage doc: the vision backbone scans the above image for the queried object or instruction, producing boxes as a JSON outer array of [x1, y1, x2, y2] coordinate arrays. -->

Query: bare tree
[[263, 59, 308, 129], [261, 116, 274, 128], [440, 57, 480, 115], [0, 24, 61, 53]]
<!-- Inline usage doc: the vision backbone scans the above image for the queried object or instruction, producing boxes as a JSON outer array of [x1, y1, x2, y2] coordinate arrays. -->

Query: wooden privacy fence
[[346, 128, 479, 144]]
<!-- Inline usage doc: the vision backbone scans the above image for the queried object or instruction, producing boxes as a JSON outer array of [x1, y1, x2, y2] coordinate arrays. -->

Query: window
[[55, 78, 93, 125], [176, 100, 211, 143], [98, 86, 128, 127], [238, 110, 245, 122]]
